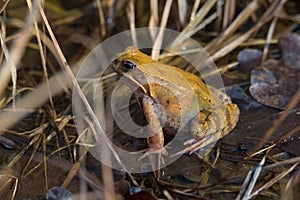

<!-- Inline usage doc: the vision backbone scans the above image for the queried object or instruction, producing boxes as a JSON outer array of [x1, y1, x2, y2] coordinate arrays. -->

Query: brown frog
[[111, 46, 239, 157]]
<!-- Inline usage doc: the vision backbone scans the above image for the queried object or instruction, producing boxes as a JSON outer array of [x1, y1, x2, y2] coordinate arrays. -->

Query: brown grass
[[0, 0, 299, 199]]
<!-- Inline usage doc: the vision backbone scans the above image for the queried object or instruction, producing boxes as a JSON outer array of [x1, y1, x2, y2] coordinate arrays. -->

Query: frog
[[111, 46, 239, 158]]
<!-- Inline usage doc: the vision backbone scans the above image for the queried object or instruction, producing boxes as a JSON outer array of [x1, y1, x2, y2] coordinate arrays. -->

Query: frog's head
[[111, 46, 155, 94]]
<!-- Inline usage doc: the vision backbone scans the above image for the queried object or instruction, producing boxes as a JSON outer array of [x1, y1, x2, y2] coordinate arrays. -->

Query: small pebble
[[45, 186, 72, 200]]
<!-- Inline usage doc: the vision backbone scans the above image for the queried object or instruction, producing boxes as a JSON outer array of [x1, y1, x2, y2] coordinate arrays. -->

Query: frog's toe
[[138, 147, 168, 161], [171, 135, 216, 157], [184, 138, 198, 145]]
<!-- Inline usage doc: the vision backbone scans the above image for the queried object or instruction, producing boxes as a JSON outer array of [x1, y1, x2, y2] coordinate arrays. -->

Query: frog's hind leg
[[172, 104, 239, 157]]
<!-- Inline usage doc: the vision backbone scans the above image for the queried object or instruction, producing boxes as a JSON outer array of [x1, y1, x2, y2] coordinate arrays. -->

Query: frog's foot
[[138, 147, 168, 161], [171, 135, 216, 157]]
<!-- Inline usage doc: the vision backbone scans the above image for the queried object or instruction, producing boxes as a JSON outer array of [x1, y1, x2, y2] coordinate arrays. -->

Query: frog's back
[[171, 66, 222, 108], [118, 47, 220, 108]]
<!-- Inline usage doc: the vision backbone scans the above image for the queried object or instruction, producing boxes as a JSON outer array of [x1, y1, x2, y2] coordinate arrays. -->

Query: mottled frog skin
[[112, 47, 239, 155]]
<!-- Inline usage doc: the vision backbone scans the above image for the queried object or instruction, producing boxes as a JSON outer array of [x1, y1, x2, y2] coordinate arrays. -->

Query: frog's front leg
[[140, 96, 167, 158]]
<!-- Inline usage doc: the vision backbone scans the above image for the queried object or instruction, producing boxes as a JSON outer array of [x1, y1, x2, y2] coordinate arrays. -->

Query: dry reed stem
[[152, 0, 173, 60], [264, 156, 300, 170], [95, 0, 106, 37], [107, 0, 116, 30], [190, 0, 200, 20], [223, 0, 236, 30], [215, 0, 223, 32], [168, 0, 217, 50], [149, 0, 159, 40], [177, 0, 187, 26], [235, 157, 265, 200], [249, 163, 298, 199], [207, 0, 259, 53], [128, 0, 137, 47], [185, 0, 217, 34], [211, 0, 286, 62], [0, 0, 10, 14], [222, 0, 230, 29], [261, 16, 278, 63]]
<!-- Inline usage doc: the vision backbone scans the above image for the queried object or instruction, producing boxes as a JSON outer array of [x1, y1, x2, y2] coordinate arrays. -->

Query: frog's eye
[[122, 60, 136, 73]]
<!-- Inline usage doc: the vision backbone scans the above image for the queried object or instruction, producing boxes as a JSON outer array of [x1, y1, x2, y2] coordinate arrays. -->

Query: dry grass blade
[[249, 163, 298, 199], [26, 0, 57, 120], [250, 87, 300, 156], [0, 69, 71, 137], [39, 2, 132, 191], [184, 0, 217, 34], [8, 128, 42, 169], [261, 16, 278, 63], [0, 0, 43, 108], [0, 0, 9, 14], [169, 0, 217, 48], [149, 0, 159, 40], [264, 156, 300, 170], [95, 0, 106, 37], [210, 0, 286, 62], [61, 149, 88, 188], [207, 0, 259, 52], [42, 128, 49, 190], [280, 169, 300, 200], [0, 167, 18, 200], [106, 0, 116, 31], [0, 30, 17, 110], [101, 144, 115, 200], [0, 1, 297, 199], [235, 157, 265, 200], [152, 0, 173, 60], [215, 0, 223, 32], [190, 0, 200, 20], [128, 0, 137, 47], [223, 0, 236, 30], [177, 0, 187, 26]]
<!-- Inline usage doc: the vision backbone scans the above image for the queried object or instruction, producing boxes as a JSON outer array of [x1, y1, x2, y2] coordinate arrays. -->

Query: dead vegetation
[[0, 0, 299, 199]]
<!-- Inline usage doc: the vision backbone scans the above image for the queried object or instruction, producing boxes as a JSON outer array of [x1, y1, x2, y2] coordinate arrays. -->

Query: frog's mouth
[[111, 59, 148, 94], [121, 74, 148, 94]]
